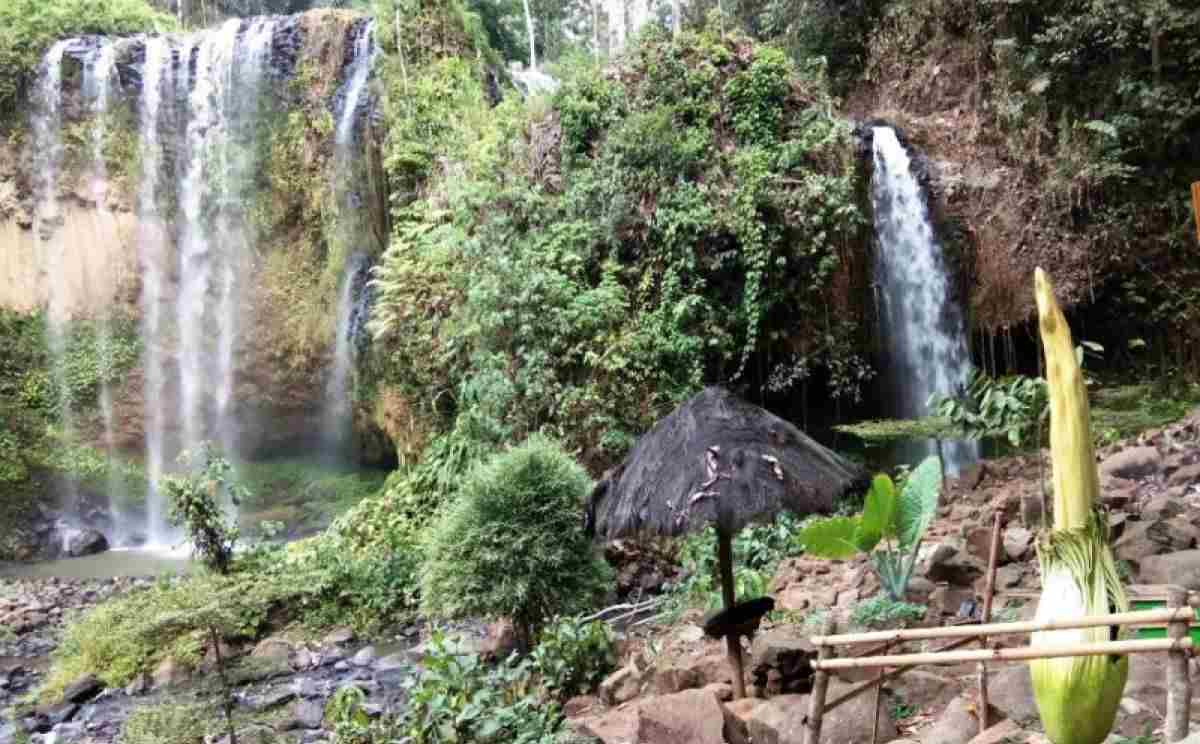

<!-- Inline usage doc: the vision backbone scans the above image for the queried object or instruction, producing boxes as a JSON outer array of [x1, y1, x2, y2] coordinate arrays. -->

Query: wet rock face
[[65, 529, 109, 558]]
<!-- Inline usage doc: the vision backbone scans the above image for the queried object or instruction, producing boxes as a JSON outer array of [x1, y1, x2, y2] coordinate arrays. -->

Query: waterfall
[[871, 126, 978, 474], [138, 36, 172, 544], [84, 41, 126, 537], [323, 21, 376, 459], [31, 42, 79, 513]]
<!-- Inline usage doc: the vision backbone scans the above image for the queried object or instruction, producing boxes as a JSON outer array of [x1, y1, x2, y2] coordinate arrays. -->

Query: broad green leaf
[[798, 516, 861, 560], [896, 456, 942, 548], [857, 475, 895, 549]]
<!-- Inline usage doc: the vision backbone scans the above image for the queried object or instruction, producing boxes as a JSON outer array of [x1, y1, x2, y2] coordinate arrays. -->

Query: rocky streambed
[[0, 575, 492, 744]]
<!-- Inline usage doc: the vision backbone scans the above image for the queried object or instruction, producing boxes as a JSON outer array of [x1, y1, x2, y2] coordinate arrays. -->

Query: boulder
[[1100, 447, 1162, 480], [1114, 521, 1171, 565], [724, 681, 897, 744], [65, 529, 108, 558], [479, 618, 518, 659], [916, 695, 981, 744], [277, 699, 324, 730], [1143, 495, 1185, 521], [1168, 463, 1200, 489], [1137, 550, 1200, 589], [749, 627, 816, 697], [965, 720, 1021, 744], [322, 627, 354, 645], [1002, 527, 1033, 562], [251, 637, 293, 666], [600, 665, 642, 705], [150, 657, 190, 690], [579, 688, 725, 744], [637, 688, 726, 744], [985, 665, 1038, 724], [351, 646, 377, 667], [891, 670, 959, 712], [61, 674, 102, 704]]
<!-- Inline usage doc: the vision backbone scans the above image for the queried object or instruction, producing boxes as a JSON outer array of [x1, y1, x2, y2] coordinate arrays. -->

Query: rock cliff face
[[0, 8, 389, 465]]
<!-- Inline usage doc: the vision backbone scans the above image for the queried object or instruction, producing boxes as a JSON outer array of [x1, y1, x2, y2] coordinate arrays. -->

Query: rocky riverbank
[[562, 406, 1200, 744], [0, 574, 497, 744]]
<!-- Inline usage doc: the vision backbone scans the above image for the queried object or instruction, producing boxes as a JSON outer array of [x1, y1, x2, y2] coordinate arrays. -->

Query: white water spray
[[871, 126, 978, 474], [138, 36, 172, 544], [31, 42, 79, 512], [85, 42, 126, 537]]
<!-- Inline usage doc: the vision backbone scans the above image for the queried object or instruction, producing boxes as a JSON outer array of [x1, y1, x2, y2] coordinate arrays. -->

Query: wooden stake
[[805, 618, 835, 744], [977, 513, 1002, 734], [717, 528, 746, 699], [814, 637, 1192, 671], [1191, 182, 1200, 244], [1166, 586, 1191, 742], [871, 642, 893, 744], [811, 607, 1192, 646]]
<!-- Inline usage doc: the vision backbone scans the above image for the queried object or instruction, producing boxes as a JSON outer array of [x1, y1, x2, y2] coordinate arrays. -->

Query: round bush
[[420, 434, 613, 646]]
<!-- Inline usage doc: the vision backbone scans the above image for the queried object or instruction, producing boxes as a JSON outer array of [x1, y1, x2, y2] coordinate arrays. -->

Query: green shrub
[[420, 435, 612, 647], [399, 633, 563, 744], [530, 617, 616, 701], [850, 596, 928, 630], [799, 456, 942, 600], [117, 702, 214, 744], [163, 444, 246, 574], [0, 0, 174, 126]]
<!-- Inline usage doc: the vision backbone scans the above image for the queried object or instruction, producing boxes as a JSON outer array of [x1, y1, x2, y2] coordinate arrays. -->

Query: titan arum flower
[[1029, 267, 1129, 744]]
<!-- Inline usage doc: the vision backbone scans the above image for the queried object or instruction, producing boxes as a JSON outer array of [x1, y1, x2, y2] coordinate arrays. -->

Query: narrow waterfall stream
[[31, 42, 78, 519], [85, 42, 125, 536], [323, 20, 377, 459], [871, 126, 978, 474]]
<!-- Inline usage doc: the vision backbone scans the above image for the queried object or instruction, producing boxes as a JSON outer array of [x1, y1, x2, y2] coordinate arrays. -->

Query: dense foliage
[[420, 435, 612, 645], [163, 445, 247, 573], [0, 0, 173, 122], [371, 24, 868, 470]]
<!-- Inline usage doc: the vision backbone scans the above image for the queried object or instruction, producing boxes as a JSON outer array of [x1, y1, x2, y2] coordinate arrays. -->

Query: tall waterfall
[[139, 36, 171, 543], [31, 42, 79, 514], [871, 126, 978, 473], [84, 42, 125, 533], [323, 21, 376, 459], [27, 14, 380, 547]]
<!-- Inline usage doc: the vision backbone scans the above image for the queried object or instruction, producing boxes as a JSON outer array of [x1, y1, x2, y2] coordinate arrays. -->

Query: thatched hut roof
[[587, 387, 867, 540]]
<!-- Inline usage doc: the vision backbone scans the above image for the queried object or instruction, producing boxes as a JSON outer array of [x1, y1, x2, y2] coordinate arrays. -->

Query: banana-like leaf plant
[[1028, 267, 1128, 744], [798, 456, 941, 600]]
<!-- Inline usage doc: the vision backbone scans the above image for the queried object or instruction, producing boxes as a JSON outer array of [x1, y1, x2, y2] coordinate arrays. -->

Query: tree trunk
[[672, 0, 681, 36], [523, 0, 537, 70]]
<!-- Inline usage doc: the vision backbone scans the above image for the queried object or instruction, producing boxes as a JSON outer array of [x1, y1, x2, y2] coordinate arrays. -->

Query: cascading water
[[138, 36, 172, 544], [871, 126, 978, 474], [84, 41, 126, 535], [28, 14, 379, 549], [171, 17, 278, 521], [31, 42, 80, 514], [322, 21, 376, 459]]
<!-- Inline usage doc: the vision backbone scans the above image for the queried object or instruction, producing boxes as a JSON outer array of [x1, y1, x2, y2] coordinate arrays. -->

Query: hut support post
[[1166, 586, 1191, 743], [805, 619, 835, 744], [717, 527, 746, 699]]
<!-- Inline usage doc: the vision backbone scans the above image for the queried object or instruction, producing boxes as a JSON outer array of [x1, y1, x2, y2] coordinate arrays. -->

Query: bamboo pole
[[813, 637, 1192, 671], [804, 618, 835, 744], [871, 641, 893, 744], [811, 607, 1193, 646], [977, 513, 1002, 734], [717, 528, 746, 699], [1166, 586, 1191, 742], [824, 636, 978, 715]]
